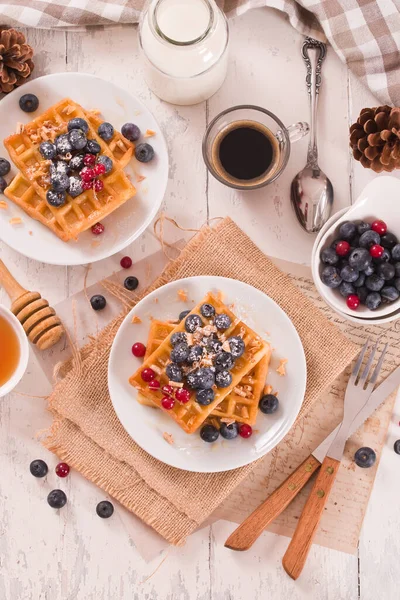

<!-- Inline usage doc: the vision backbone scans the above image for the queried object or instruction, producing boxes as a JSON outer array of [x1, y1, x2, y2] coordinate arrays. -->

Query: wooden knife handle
[[282, 455, 340, 579], [225, 455, 321, 551], [0, 259, 27, 302]]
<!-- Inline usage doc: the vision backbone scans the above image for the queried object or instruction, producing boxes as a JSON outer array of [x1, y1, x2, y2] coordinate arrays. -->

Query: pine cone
[[0, 28, 34, 94], [349, 106, 400, 173]]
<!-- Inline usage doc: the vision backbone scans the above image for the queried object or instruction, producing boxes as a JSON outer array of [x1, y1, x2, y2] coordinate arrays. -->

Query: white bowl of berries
[[312, 176, 400, 321]]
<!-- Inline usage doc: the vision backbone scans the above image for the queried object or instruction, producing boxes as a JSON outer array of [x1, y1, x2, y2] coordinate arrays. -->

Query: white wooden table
[[1, 9, 400, 599]]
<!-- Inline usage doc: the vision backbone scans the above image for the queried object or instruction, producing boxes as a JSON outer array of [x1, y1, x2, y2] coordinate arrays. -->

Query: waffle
[[129, 293, 270, 434], [137, 319, 270, 425], [4, 98, 136, 241]]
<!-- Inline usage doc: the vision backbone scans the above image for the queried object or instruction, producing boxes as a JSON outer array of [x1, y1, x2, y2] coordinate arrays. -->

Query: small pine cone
[[0, 28, 34, 94], [349, 105, 400, 173]]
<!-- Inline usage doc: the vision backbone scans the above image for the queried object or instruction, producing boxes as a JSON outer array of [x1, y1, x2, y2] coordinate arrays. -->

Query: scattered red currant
[[161, 396, 175, 410], [93, 163, 106, 176], [91, 222, 104, 235], [239, 424, 253, 438], [80, 166, 95, 182], [141, 368, 156, 382], [149, 379, 160, 390], [55, 462, 70, 478], [371, 220, 387, 235], [335, 241, 350, 257], [370, 244, 384, 258], [162, 385, 174, 396], [82, 180, 93, 191], [132, 342, 146, 357], [84, 154, 96, 166], [120, 256, 132, 269], [175, 388, 190, 404], [346, 294, 360, 311], [93, 179, 104, 192]]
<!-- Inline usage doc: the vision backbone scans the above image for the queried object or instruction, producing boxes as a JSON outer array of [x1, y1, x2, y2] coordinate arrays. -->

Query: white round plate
[[108, 276, 307, 472], [0, 73, 168, 265]]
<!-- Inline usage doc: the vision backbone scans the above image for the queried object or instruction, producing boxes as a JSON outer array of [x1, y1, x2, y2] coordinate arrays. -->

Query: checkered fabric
[[1, 0, 399, 105]]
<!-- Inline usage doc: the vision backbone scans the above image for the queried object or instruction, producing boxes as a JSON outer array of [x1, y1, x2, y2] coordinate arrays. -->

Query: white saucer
[[0, 73, 168, 265], [108, 276, 307, 473]]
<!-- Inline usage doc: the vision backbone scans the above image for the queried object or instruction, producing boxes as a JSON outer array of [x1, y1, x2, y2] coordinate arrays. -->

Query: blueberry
[[124, 276, 139, 291], [365, 292, 382, 310], [200, 424, 219, 443], [29, 459, 48, 478], [96, 500, 114, 518], [214, 351, 235, 371], [215, 370, 232, 388], [55, 133, 73, 155], [196, 388, 214, 405], [135, 143, 155, 163], [68, 175, 83, 198], [85, 139, 101, 154], [340, 265, 359, 283], [339, 282, 356, 297], [339, 221, 356, 241], [200, 303, 215, 318], [68, 128, 87, 150], [220, 422, 239, 440], [47, 489, 67, 509], [51, 160, 69, 176], [357, 221, 371, 235], [348, 248, 371, 271], [394, 440, 400, 455], [39, 141, 56, 160], [206, 335, 222, 354], [259, 394, 279, 414], [170, 342, 189, 363], [68, 117, 89, 133], [46, 189, 66, 207], [364, 264, 375, 276], [381, 286, 399, 302], [51, 172, 69, 192], [331, 240, 341, 251], [353, 272, 365, 288], [171, 332, 187, 346], [98, 122, 114, 141], [227, 336, 245, 358], [185, 314, 203, 333], [97, 154, 113, 174], [187, 368, 215, 389], [365, 274, 385, 292], [166, 363, 183, 382], [187, 345, 203, 364], [0, 177, 7, 193], [90, 294, 106, 311], [378, 262, 395, 281], [359, 230, 380, 248], [0, 157, 10, 176], [381, 232, 398, 249], [373, 248, 391, 264], [358, 286, 369, 304], [320, 247, 339, 266], [121, 122, 141, 142], [354, 447, 376, 468], [214, 313, 231, 331], [391, 244, 400, 261], [19, 93, 39, 113], [321, 266, 342, 288], [395, 278, 400, 292], [395, 263, 400, 278], [178, 309, 190, 322], [350, 236, 360, 249]]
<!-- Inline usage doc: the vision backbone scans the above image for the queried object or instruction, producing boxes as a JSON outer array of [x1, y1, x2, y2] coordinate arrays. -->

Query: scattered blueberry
[[381, 232, 398, 249], [220, 422, 239, 440], [320, 247, 339, 266], [90, 294, 106, 311], [30, 459, 48, 478], [98, 122, 114, 141], [354, 447, 376, 468], [200, 424, 219, 443], [214, 313, 231, 331], [339, 282, 356, 297], [340, 265, 359, 283], [214, 351, 235, 371], [135, 143, 155, 163], [52, 160, 69, 176], [171, 332, 187, 346], [96, 154, 113, 174], [51, 171, 69, 192], [365, 292, 382, 310], [19, 93, 39, 113], [196, 388, 215, 405], [55, 133, 73, 155], [39, 141, 56, 160], [0, 177, 7, 193], [215, 370, 232, 388], [166, 363, 183, 382], [178, 309, 190, 322], [187, 345, 203, 364], [68, 117, 89, 133], [259, 394, 279, 414], [185, 314, 203, 333], [47, 489, 67, 509], [377, 262, 395, 281], [394, 440, 400, 455], [365, 274, 385, 292], [381, 286, 399, 302], [124, 276, 139, 291], [68, 175, 83, 198], [357, 221, 371, 235], [228, 336, 245, 358], [205, 335, 222, 354], [353, 272, 365, 288], [321, 266, 342, 288], [359, 230, 380, 248], [170, 342, 190, 363], [85, 139, 101, 154], [339, 221, 357, 241], [187, 368, 215, 389], [96, 500, 114, 518], [200, 303, 215, 318], [68, 128, 87, 150], [348, 248, 371, 271], [0, 157, 10, 176], [46, 189, 66, 207], [121, 122, 141, 142]]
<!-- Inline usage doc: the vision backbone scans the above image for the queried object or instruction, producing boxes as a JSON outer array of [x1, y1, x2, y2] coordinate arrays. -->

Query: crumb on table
[[163, 432, 174, 445], [263, 384, 273, 395], [177, 289, 188, 302], [144, 129, 156, 137], [0, 200, 8, 209], [136, 174, 146, 183], [9, 217, 22, 225], [276, 359, 288, 376], [131, 315, 142, 324]]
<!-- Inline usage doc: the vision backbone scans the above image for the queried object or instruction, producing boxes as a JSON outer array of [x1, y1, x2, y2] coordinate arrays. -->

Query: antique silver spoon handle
[[302, 37, 327, 168]]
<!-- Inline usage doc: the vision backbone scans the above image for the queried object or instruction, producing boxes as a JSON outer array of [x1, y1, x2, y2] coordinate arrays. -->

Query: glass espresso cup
[[202, 105, 309, 190]]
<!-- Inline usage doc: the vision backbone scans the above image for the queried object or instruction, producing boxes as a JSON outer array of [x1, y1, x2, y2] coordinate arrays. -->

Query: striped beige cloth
[[1, 1, 399, 105]]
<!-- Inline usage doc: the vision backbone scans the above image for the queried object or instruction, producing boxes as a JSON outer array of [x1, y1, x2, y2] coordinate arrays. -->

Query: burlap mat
[[43, 217, 358, 545]]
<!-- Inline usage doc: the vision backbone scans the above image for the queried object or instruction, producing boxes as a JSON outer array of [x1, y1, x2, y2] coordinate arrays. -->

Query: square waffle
[[137, 319, 270, 426], [129, 293, 270, 434], [4, 98, 136, 241]]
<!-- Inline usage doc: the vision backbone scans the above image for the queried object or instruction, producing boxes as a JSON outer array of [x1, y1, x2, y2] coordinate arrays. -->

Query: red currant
[[91, 222, 104, 235], [81, 166, 95, 182], [346, 294, 360, 311], [120, 256, 132, 269], [239, 424, 253, 438], [82, 180, 93, 191], [132, 342, 146, 357], [335, 241, 350, 257], [93, 179, 104, 192], [55, 462, 70, 478], [84, 154, 96, 166], [141, 368, 156, 382], [93, 163, 106, 176], [162, 385, 174, 396], [175, 388, 190, 404], [161, 396, 175, 410], [371, 220, 387, 235], [370, 244, 384, 258], [149, 379, 160, 390]]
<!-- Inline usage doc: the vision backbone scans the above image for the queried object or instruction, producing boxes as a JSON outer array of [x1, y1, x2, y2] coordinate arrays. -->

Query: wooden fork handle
[[0, 259, 27, 302], [282, 455, 341, 580], [225, 455, 321, 551]]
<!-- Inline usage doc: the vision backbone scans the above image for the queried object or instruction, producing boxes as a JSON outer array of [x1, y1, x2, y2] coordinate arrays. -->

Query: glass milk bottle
[[139, 0, 229, 105]]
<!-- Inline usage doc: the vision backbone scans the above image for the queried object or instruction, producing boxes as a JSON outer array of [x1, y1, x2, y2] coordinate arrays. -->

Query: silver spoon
[[291, 37, 333, 234]]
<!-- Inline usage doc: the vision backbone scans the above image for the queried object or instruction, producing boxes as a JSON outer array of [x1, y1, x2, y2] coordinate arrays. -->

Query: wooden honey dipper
[[0, 259, 65, 350]]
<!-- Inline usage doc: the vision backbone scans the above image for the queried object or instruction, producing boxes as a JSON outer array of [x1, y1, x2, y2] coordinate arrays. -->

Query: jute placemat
[[43, 217, 358, 545]]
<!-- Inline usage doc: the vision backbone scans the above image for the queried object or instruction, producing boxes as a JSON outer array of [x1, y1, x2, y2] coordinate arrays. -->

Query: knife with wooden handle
[[225, 361, 400, 554]]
